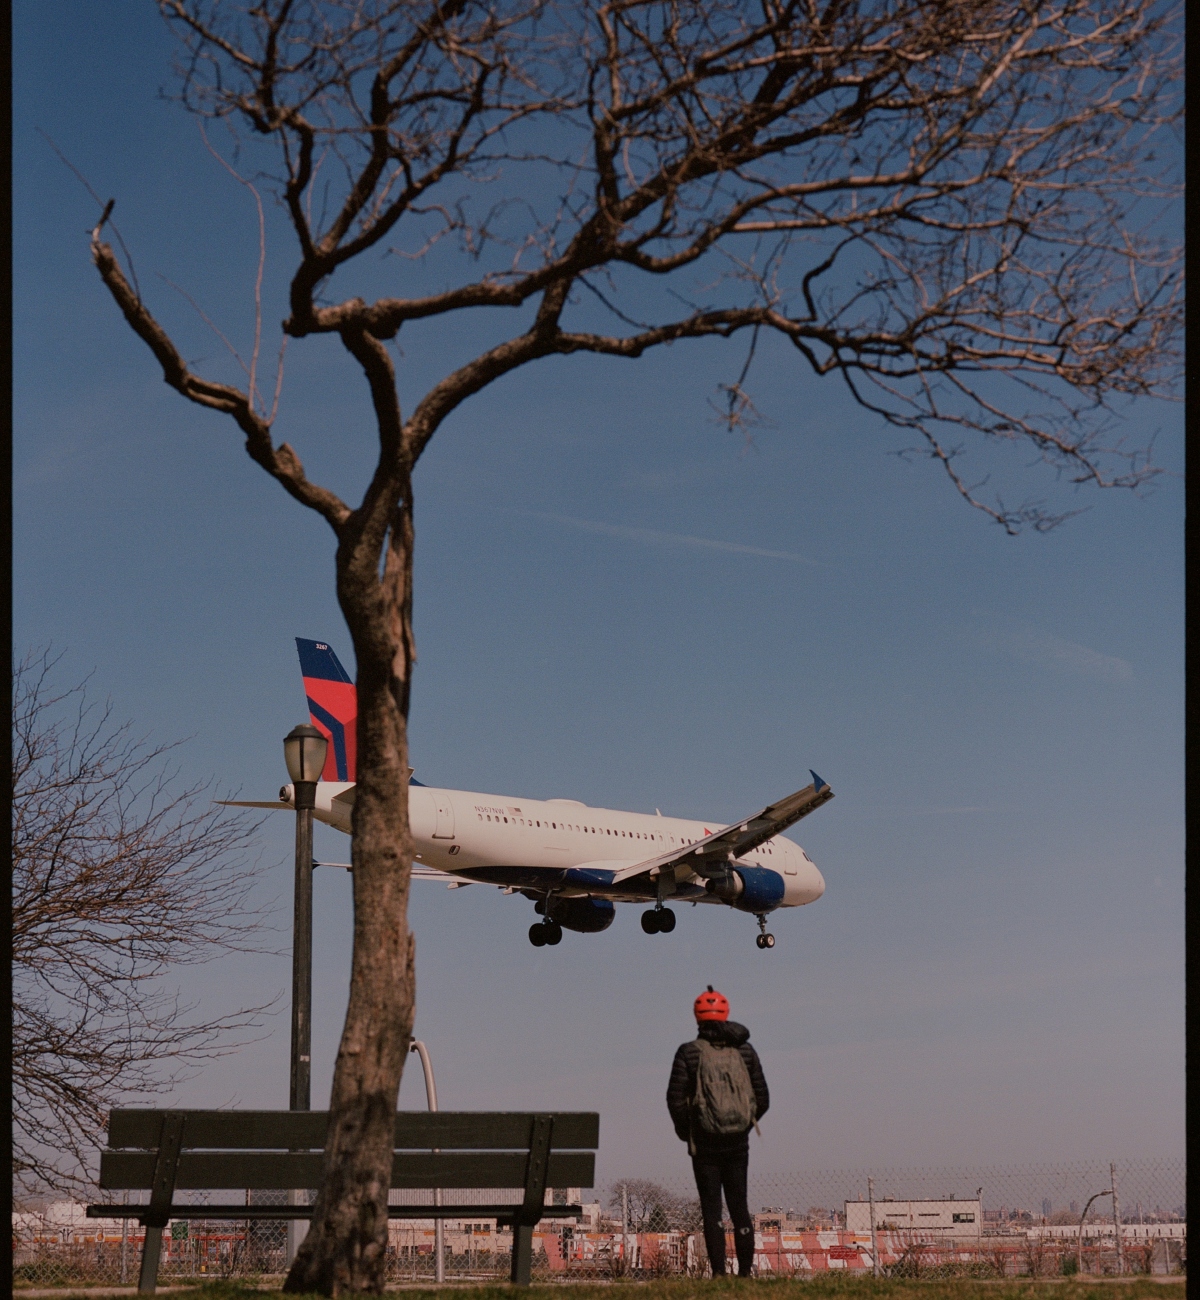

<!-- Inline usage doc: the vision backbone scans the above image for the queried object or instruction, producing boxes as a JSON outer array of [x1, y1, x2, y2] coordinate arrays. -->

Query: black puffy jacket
[[666, 1020, 769, 1157]]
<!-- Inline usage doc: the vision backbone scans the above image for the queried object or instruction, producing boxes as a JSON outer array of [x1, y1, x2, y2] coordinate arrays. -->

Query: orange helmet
[[694, 986, 729, 1022]]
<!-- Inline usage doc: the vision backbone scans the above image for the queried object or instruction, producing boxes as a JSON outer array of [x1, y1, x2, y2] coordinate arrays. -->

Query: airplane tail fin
[[296, 638, 357, 782]]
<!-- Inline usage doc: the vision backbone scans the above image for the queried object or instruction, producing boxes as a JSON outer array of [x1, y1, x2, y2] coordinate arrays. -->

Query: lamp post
[[1077, 1189, 1113, 1275], [867, 1176, 880, 1278], [283, 723, 326, 1266], [284, 724, 327, 1112], [409, 1042, 445, 1283]]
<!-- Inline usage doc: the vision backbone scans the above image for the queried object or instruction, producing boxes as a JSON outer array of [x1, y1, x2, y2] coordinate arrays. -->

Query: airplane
[[227, 639, 832, 950]]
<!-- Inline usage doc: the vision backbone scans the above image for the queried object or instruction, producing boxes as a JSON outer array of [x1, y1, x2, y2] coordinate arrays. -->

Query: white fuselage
[[285, 781, 825, 907]]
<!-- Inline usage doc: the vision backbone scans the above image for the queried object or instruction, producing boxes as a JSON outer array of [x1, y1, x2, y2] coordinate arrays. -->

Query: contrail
[[971, 612, 1133, 684], [528, 512, 821, 566]]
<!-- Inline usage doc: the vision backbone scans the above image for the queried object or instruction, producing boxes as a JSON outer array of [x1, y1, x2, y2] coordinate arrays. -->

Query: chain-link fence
[[12, 1159, 1184, 1288]]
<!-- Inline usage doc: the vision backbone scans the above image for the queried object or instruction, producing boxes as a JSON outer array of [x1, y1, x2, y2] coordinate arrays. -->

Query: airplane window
[[503, 817, 508, 823]]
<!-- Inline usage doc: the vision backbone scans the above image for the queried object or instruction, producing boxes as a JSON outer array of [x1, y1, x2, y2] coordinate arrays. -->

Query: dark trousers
[[692, 1152, 754, 1277]]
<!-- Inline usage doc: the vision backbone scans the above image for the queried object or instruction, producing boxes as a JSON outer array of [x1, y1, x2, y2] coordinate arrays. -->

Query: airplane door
[[432, 793, 455, 839], [408, 787, 435, 841]]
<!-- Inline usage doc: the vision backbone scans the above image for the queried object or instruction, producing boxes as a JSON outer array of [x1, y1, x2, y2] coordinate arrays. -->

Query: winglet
[[810, 770, 828, 793]]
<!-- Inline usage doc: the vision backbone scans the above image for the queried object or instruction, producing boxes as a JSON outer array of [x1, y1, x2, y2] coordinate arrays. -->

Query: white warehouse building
[[845, 1197, 982, 1238]]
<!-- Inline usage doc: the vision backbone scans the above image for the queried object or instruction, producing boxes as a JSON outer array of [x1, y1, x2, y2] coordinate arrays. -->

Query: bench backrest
[[99, 1110, 598, 1193]]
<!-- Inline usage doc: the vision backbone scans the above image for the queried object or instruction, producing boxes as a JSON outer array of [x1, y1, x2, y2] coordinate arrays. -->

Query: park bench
[[86, 1109, 599, 1292]]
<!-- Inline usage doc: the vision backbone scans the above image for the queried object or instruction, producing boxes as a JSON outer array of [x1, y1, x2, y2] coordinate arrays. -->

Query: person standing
[[667, 986, 769, 1277]]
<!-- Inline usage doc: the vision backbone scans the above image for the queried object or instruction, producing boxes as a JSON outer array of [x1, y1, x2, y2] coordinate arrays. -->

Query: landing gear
[[528, 921, 563, 946], [641, 907, 676, 934], [754, 914, 775, 949]]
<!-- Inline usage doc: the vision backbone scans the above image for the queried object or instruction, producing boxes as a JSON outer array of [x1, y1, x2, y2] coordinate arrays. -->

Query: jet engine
[[705, 865, 786, 913]]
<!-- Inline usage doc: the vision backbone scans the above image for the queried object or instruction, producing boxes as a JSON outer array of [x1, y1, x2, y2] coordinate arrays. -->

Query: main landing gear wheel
[[529, 921, 563, 946], [754, 914, 775, 949], [641, 908, 676, 934]]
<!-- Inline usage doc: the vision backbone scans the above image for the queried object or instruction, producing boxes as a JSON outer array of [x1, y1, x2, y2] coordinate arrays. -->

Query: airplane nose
[[805, 860, 825, 901]]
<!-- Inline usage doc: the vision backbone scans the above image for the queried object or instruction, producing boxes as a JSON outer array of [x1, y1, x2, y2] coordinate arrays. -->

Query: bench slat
[[106, 1110, 599, 1151], [99, 1150, 595, 1191], [88, 1203, 584, 1222]]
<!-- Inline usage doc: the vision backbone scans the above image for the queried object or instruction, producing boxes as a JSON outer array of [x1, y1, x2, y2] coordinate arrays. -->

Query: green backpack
[[690, 1038, 758, 1149]]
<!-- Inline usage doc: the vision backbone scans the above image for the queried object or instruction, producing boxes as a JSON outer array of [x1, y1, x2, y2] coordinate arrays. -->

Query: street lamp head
[[284, 724, 328, 784]]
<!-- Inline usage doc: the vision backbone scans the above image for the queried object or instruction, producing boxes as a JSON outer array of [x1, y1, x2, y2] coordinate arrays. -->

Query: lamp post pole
[[410, 1041, 444, 1283], [282, 723, 327, 1265], [290, 778, 315, 1112], [1110, 1163, 1124, 1275], [867, 1176, 880, 1278], [1077, 1189, 1112, 1275]]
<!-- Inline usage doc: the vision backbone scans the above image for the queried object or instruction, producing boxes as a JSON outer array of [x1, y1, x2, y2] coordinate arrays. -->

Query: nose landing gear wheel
[[754, 915, 776, 949]]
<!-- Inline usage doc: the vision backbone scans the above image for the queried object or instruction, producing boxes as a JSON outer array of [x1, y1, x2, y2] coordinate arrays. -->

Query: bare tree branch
[[11, 649, 281, 1198], [89, 229, 351, 530]]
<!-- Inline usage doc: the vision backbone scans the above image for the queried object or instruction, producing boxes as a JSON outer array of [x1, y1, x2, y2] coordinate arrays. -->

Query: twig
[[38, 129, 142, 302], [198, 121, 269, 417]]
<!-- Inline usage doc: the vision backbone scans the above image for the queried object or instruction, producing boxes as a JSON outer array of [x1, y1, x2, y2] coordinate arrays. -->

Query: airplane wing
[[313, 861, 497, 890], [609, 771, 834, 885], [219, 799, 287, 809]]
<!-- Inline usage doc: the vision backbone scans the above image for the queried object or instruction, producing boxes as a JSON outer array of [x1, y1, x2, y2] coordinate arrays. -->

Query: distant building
[[845, 1197, 982, 1238], [755, 1207, 840, 1232], [1070, 1201, 1079, 1216], [1042, 1199, 1052, 1219]]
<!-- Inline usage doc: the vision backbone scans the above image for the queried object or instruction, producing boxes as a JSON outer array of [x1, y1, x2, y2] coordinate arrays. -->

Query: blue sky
[[12, 5, 1183, 1183]]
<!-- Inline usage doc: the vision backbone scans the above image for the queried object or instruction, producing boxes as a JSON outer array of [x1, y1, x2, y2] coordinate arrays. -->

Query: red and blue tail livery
[[296, 638, 357, 782]]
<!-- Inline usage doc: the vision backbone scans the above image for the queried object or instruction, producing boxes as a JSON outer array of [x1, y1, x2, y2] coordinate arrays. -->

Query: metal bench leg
[[137, 1225, 164, 1294], [511, 1223, 533, 1285], [511, 1114, 552, 1285]]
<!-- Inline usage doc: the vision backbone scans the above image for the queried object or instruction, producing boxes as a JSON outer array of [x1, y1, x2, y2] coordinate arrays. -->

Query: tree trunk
[[284, 479, 417, 1295]]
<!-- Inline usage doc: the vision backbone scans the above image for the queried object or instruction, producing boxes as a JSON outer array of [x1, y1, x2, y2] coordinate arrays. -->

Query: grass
[[36, 1277, 1187, 1300]]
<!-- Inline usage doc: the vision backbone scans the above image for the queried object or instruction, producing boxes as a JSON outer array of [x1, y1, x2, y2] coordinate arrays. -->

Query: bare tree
[[608, 1179, 703, 1233], [11, 650, 276, 1200], [83, 1, 1179, 1291]]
